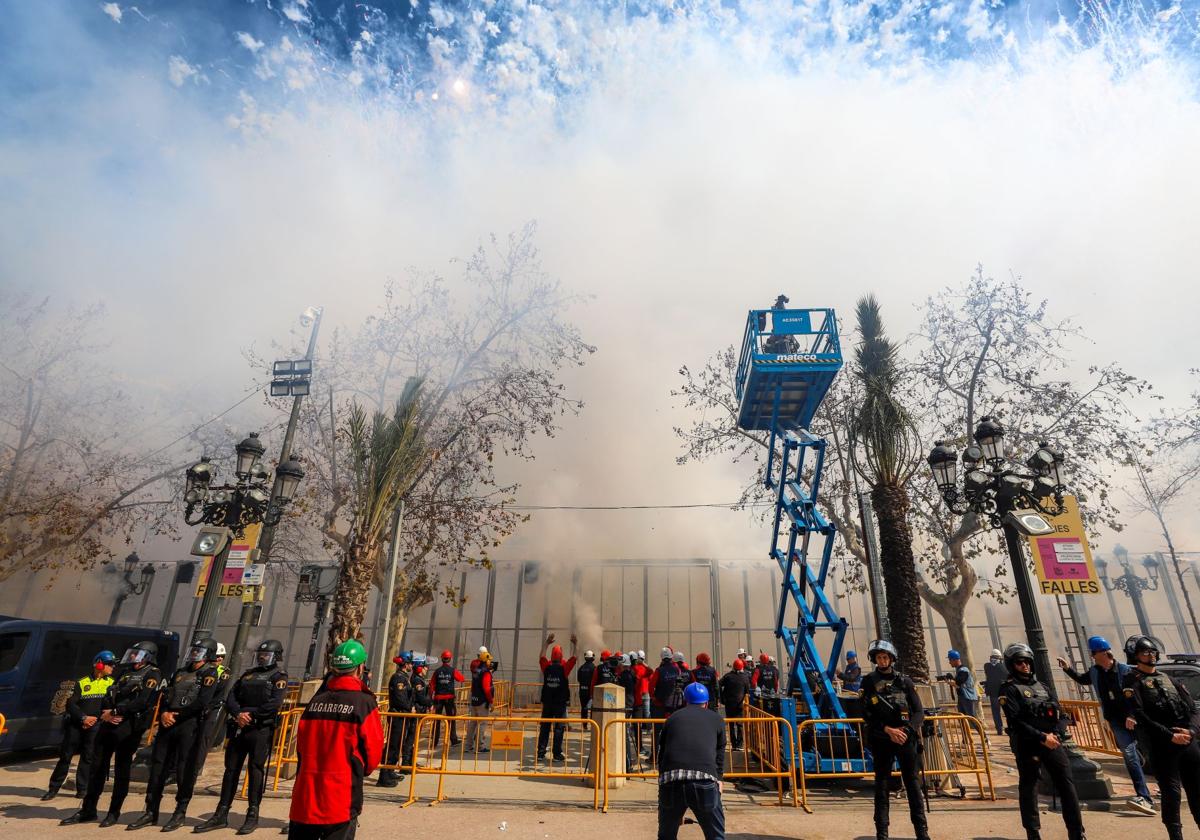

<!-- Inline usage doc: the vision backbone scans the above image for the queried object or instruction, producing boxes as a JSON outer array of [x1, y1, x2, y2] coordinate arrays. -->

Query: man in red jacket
[[288, 640, 383, 840]]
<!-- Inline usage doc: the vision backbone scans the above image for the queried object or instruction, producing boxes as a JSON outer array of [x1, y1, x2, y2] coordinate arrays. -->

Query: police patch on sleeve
[[203, 676, 215, 686], [146, 678, 158, 690], [275, 679, 287, 689], [1123, 688, 1134, 697]]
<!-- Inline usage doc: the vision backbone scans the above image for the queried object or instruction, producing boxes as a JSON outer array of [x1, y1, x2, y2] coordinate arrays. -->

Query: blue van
[[0, 616, 179, 752]]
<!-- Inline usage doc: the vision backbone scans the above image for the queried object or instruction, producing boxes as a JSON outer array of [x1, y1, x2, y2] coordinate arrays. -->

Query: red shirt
[[289, 675, 384, 826], [632, 663, 651, 704], [539, 654, 577, 677]]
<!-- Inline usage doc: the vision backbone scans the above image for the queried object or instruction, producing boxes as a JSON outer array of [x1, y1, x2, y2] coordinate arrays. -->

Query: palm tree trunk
[[871, 482, 930, 682], [325, 538, 380, 664]]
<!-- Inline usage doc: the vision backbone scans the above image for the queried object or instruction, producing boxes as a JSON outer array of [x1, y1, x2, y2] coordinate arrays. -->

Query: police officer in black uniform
[[193, 639, 288, 835], [61, 641, 164, 828], [1000, 642, 1085, 840], [860, 639, 929, 840], [577, 651, 596, 715], [378, 651, 415, 788], [1122, 634, 1200, 840], [127, 638, 220, 831]]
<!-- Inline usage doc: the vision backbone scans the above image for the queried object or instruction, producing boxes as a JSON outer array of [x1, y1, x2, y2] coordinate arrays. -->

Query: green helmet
[[331, 639, 367, 673]]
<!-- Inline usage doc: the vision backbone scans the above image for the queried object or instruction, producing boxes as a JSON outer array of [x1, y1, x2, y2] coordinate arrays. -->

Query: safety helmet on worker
[[601, 649, 612, 661], [94, 650, 116, 666], [673, 651, 685, 664], [215, 642, 226, 657], [846, 650, 857, 660], [695, 652, 711, 665], [732, 659, 745, 671], [947, 649, 961, 662], [392, 650, 413, 665], [637, 650, 646, 661], [584, 650, 594, 660], [1003, 642, 1035, 670], [1124, 634, 1161, 665], [990, 648, 1002, 660], [441, 649, 453, 662], [683, 682, 710, 705], [332, 639, 368, 673], [759, 653, 770, 665], [620, 653, 631, 667], [1087, 635, 1111, 654], [478, 645, 488, 656], [660, 647, 672, 660], [866, 639, 898, 665], [550, 645, 563, 662]]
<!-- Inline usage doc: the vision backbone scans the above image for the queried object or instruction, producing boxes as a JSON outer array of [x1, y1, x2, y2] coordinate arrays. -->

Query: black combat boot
[[126, 811, 159, 830], [41, 788, 59, 801], [876, 825, 888, 840], [99, 812, 122, 828], [236, 807, 259, 836], [192, 806, 229, 834], [1026, 830, 1041, 840], [60, 809, 98, 826], [161, 810, 188, 832], [376, 771, 398, 788]]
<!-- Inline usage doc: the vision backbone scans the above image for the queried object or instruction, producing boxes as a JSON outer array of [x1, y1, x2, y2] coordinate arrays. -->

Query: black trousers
[[1012, 738, 1083, 839], [82, 721, 144, 818], [431, 699, 458, 745], [48, 719, 99, 797], [1146, 735, 1200, 829], [657, 779, 725, 840], [868, 733, 927, 837], [288, 819, 356, 840], [725, 702, 744, 749], [145, 716, 203, 814], [537, 703, 567, 757], [217, 725, 275, 809], [987, 696, 1004, 735], [383, 715, 416, 770]]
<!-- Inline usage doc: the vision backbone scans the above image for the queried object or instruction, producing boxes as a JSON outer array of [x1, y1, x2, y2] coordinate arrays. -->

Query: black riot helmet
[[255, 639, 284, 669], [866, 639, 898, 668], [1124, 634, 1162, 665], [1003, 643, 1035, 671], [121, 640, 158, 668], [185, 637, 217, 667]]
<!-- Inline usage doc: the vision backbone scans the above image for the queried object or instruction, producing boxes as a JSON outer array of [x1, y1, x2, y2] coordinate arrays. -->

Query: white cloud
[[283, 3, 308, 23], [167, 55, 199, 87], [100, 3, 121, 23], [236, 31, 265, 52]]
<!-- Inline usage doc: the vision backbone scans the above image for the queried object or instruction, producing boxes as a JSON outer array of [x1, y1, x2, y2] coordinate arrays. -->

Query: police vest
[[234, 667, 285, 721], [113, 665, 155, 701], [432, 665, 457, 696], [165, 668, 207, 711], [866, 674, 911, 726], [412, 674, 431, 709], [541, 662, 569, 705], [1130, 671, 1192, 726], [389, 671, 414, 711], [1009, 678, 1060, 732], [80, 674, 113, 697]]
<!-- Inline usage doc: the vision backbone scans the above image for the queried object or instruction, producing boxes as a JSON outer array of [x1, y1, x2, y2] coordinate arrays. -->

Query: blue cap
[[94, 650, 116, 665], [947, 650, 961, 661], [683, 682, 710, 705], [846, 650, 857, 659], [1087, 636, 1111, 654]]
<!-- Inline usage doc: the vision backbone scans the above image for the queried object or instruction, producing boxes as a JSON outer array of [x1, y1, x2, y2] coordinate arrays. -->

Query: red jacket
[[289, 675, 384, 826], [539, 654, 577, 677], [632, 663, 651, 704], [430, 665, 465, 701]]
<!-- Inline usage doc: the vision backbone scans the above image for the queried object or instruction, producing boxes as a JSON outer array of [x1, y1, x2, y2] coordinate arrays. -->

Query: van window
[[34, 631, 115, 681], [0, 632, 30, 673]]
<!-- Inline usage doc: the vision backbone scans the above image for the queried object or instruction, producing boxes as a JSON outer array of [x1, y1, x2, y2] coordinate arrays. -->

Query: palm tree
[[851, 296, 930, 681], [325, 377, 427, 660]]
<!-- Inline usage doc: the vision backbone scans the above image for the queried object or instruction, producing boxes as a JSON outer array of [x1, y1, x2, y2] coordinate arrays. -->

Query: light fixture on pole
[[1096, 545, 1159, 638], [183, 432, 304, 644], [927, 416, 1111, 798], [107, 551, 157, 625]]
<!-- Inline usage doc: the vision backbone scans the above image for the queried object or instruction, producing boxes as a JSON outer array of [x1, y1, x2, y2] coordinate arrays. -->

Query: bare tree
[[1124, 446, 1200, 644], [0, 291, 182, 583], [912, 268, 1155, 672], [255, 224, 594, 666]]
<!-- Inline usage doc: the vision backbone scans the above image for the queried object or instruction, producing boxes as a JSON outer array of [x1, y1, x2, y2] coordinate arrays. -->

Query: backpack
[[664, 676, 686, 712]]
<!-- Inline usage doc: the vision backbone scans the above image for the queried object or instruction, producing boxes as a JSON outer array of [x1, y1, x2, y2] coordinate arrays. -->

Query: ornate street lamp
[[927, 415, 1110, 798], [1096, 545, 1159, 638], [183, 432, 305, 644], [107, 551, 157, 625]]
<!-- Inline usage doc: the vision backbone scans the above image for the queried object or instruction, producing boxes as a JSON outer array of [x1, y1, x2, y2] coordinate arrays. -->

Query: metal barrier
[[600, 715, 799, 812], [403, 714, 600, 809], [1060, 700, 1121, 756], [795, 714, 996, 813], [270, 708, 305, 791]]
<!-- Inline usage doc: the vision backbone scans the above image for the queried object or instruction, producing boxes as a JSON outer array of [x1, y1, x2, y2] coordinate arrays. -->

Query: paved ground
[[2, 741, 1198, 840]]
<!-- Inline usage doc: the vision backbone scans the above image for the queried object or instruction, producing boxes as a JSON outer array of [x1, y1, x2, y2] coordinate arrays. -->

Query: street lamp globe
[[185, 458, 213, 502], [973, 416, 1006, 463], [1142, 555, 1160, 583], [926, 441, 958, 490], [1113, 543, 1129, 566], [1094, 557, 1109, 578], [235, 433, 266, 478], [123, 551, 140, 575], [274, 457, 305, 502]]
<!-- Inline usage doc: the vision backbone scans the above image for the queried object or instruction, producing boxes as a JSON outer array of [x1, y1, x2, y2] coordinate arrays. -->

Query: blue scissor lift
[[734, 306, 867, 775]]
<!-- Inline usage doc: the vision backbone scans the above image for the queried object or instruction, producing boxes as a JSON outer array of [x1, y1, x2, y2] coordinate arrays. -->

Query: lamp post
[[1092, 557, 1128, 642], [1153, 552, 1193, 650], [1096, 546, 1159, 639], [183, 433, 305, 645], [107, 552, 157, 626], [927, 415, 1111, 798]]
